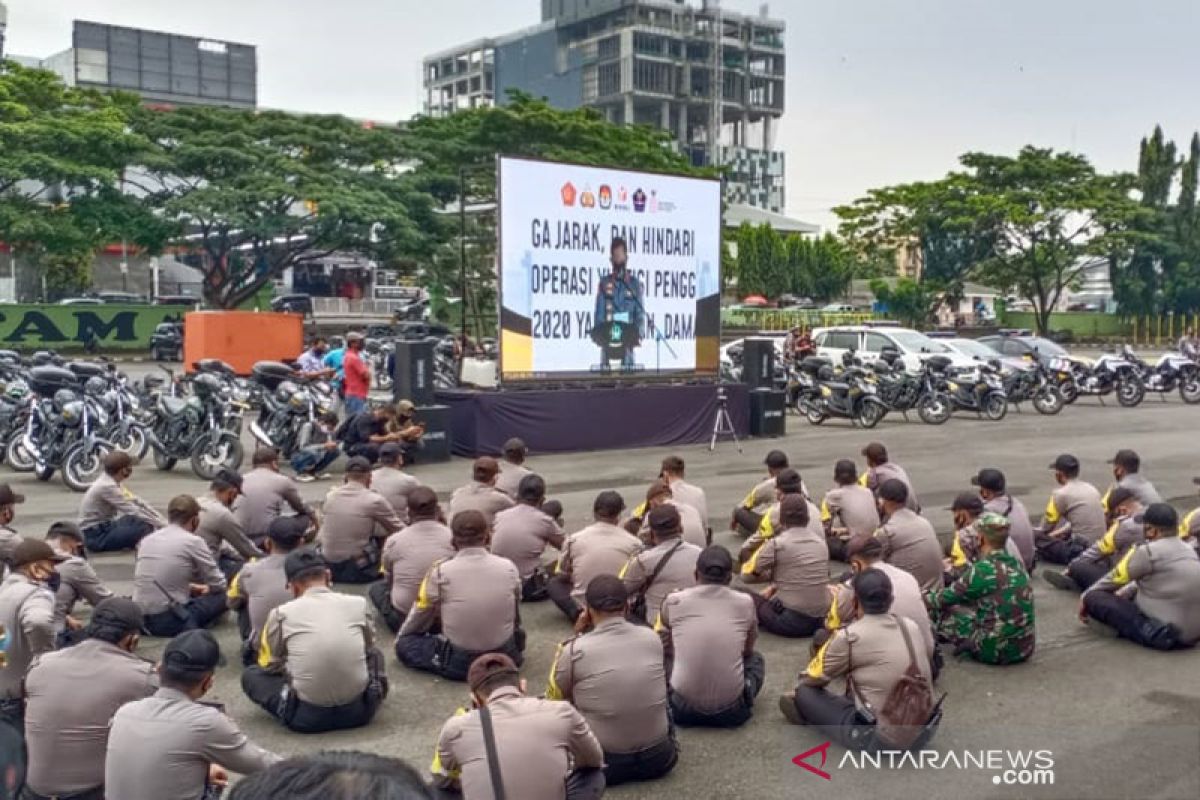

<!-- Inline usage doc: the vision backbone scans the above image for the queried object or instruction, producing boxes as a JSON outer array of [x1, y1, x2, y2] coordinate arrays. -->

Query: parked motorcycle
[[1002, 360, 1064, 415], [366, 339, 394, 391], [1062, 349, 1142, 406], [16, 365, 112, 491], [927, 355, 1009, 421], [796, 356, 888, 428], [146, 371, 244, 479], [1121, 346, 1200, 405], [248, 361, 334, 459]]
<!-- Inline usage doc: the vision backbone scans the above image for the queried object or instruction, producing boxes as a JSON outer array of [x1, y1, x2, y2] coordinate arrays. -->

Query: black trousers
[[547, 574, 582, 623], [1083, 591, 1184, 650], [669, 652, 765, 728], [1066, 559, 1111, 590], [241, 649, 388, 733], [790, 685, 876, 750], [733, 507, 763, 537], [367, 580, 406, 633], [82, 516, 153, 552], [432, 768, 604, 800], [327, 555, 381, 584], [1035, 532, 1087, 565], [217, 553, 245, 582], [603, 733, 678, 787], [395, 633, 523, 682], [142, 592, 228, 638], [754, 594, 823, 638], [21, 786, 104, 800], [521, 570, 550, 602]]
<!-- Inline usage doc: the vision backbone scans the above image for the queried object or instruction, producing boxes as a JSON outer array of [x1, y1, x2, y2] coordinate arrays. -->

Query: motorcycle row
[[788, 343, 1200, 430]]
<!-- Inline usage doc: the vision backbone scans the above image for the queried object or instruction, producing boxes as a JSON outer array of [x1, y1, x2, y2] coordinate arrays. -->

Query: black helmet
[[192, 373, 223, 397]]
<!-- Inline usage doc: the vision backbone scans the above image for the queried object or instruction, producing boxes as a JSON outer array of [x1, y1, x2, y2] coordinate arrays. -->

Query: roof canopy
[[724, 204, 821, 235]]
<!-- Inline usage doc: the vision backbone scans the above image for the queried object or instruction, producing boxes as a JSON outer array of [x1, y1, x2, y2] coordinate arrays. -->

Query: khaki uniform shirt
[[0, 573, 55, 700], [741, 498, 824, 559], [448, 481, 515, 526], [0, 525, 20, 567], [1085, 536, 1200, 645], [826, 562, 936, 657], [105, 687, 280, 800], [234, 468, 311, 541], [381, 519, 455, 615], [984, 494, 1036, 569], [316, 482, 403, 564], [658, 584, 756, 712], [821, 484, 881, 537], [864, 461, 920, 512], [1104, 473, 1162, 510], [196, 495, 262, 562], [399, 547, 521, 652], [547, 617, 670, 754], [1074, 512, 1144, 568], [556, 521, 643, 602], [24, 639, 157, 796], [874, 508, 944, 593], [494, 462, 534, 499], [78, 473, 164, 530], [228, 554, 291, 641], [132, 524, 227, 615], [53, 554, 113, 633], [1044, 479, 1106, 543], [434, 686, 603, 800], [258, 586, 373, 707], [805, 613, 932, 713], [742, 524, 831, 617], [740, 476, 778, 513], [372, 466, 421, 518], [619, 537, 702, 623], [667, 478, 708, 527], [491, 504, 562, 580]]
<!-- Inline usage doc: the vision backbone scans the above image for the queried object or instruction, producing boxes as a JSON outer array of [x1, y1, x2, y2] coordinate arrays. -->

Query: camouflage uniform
[[925, 513, 1035, 665]]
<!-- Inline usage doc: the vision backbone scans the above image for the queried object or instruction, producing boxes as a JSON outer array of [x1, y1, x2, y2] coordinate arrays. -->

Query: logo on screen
[[561, 182, 577, 206], [598, 185, 612, 209], [580, 187, 596, 208], [632, 188, 647, 212], [648, 190, 659, 213]]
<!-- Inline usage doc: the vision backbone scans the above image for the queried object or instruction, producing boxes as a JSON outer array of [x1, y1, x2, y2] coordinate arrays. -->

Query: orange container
[[183, 310, 304, 374]]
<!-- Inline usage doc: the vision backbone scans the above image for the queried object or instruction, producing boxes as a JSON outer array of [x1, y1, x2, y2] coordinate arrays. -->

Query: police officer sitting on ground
[[1080, 502, 1200, 650], [23, 597, 156, 800], [738, 468, 820, 564], [371, 442, 420, 520], [47, 521, 113, 646], [0, 538, 62, 728], [627, 480, 706, 547], [874, 479, 944, 593], [548, 575, 677, 787], [945, 493, 1024, 582], [659, 455, 708, 531], [1045, 487, 1144, 592], [495, 437, 534, 499], [0, 483, 25, 567], [1103, 448, 1161, 518], [491, 474, 564, 602], [730, 450, 793, 536], [861, 442, 920, 512], [926, 512, 1036, 665], [133, 495, 228, 638], [315, 456, 403, 584], [369, 486, 454, 633], [821, 459, 880, 561], [231, 752, 435, 800], [242, 548, 388, 734], [397, 510, 524, 681], [741, 495, 831, 638], [236, 447, 315, 546], [448, 457, 516, 527], [78, 451, 165, 552], [972, 468, 1036, 570], [197, 469, 263, 580], [228, 515, 309, 664], [1035, 454, 1107, 565], [659, 546, 764, 728], [620, 504, 701, 626], [434, 653, 605, 800], [105, 630, 280, 800], [780, 569, 937, 751], [549, 490, 642, 624]]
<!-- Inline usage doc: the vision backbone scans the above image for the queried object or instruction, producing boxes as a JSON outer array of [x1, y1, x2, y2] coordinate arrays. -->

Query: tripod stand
[[709, 387, 742, 452]]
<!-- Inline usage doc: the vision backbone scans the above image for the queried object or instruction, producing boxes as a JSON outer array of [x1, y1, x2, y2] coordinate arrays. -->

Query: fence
[[0, 304, 183, 351], [1001, 311, 1200, 346], [722, 307, 881, 331], [310, 297, 414, 317]]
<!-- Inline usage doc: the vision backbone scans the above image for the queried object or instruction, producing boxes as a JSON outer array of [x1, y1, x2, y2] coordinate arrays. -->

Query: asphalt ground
[[9, 371, 1200, 800]]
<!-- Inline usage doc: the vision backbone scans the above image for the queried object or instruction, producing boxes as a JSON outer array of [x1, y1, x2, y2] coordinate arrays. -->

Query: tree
[[870, 278, 940, 328]]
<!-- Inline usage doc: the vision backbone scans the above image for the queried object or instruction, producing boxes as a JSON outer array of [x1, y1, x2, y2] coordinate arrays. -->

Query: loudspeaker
[[749, 389, 786, 437], [742, 338, 776, 389], [393, 338, 437, 406], [414, 403, 452, 463]]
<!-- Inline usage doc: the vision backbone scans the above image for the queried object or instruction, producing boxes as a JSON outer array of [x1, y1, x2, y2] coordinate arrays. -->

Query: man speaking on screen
[[591, 237, 644, 370]]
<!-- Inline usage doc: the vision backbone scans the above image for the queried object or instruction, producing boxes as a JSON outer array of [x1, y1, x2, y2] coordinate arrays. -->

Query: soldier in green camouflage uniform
[[925, 512, 1035, 665]]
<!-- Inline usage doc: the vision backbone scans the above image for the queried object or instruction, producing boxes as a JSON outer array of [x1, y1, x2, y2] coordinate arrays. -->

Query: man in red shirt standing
[[342, 332, 371, 416]]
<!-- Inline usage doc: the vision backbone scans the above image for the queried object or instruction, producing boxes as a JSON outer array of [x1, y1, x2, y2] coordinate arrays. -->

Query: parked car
[[149, 322, 183, 361], [57, 297, 103, 306], [778, 294, 817, 309], [270, 294, 313, 314], [394, 321, 454, 340], [941, 337, 1029, 372], [813, 325, 976, 372], [154, 295, 200, 307], [978, 334, 1078, 365], [98, 291, 148, 305], [820, 303, 856, 313]]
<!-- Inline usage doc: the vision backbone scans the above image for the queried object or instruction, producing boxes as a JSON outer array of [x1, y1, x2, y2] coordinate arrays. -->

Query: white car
[[941, 337, 1030, 373], [720, 335, 787, 380], [813, 326, 976, 373]]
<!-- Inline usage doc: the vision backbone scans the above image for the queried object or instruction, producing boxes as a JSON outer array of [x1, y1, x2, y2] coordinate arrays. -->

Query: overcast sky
[[7, 0, 1199, 229]]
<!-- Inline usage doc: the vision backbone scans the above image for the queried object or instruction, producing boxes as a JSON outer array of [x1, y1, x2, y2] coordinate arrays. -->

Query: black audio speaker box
[[742, 338, 776, 389], [393, 338, 437, 406], [749, 388, 786, 437], [414, 403, 452, 463]]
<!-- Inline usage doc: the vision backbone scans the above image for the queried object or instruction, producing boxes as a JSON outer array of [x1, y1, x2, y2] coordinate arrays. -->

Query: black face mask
[[45, 571, 62, 592]]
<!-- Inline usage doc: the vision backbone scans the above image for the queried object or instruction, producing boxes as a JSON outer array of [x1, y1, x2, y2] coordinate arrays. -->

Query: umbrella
[[742, 295, 769, 307]]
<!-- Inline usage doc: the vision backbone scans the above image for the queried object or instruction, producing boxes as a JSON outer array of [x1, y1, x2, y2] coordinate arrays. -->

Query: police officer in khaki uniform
[[659, 546, 763, 728], [371, 442, 420, 519], [0, 539, 61, 727], [369, 486, 454, 632], [861, 442, 920, 512], [449, 457, 516, 526], [781, 569, 936, 750], [660, 455, 708, 528], [1037, 454, 1107, 564], [78, 451, 164, 552], [628, 480, 707, 547], [973, 468, 1036, 570], [730, 450, 791, 535], [547, 575, 677, 787], [945, 493, 1024, 581], [874, 479, 943, 593], [620, 505, 701, 625], [1082, 503, 1200, 649], [24, 598, 156, 800], [821, 459, 880, 561], [316, 457, 403, 583], [228, 516, 308, 664], [105, 630, 280, 800], [197, 470, 263, 579], [1045, 487, 1143, 592], [397, 510, 524, 681], [132, 495, 228, 638], [433, 653, 605, 800], [548, 491, 642, 623], [738, 469, 822, 564], [0, 483, 25, 567], [242, 548, 388, 733], [234, 447, 314, 546], [741, 495, 830, 638], [491, 474, 564, 601], [494, 437, 534, 499], [1102, 449, 1161, 515], [46, 521, 113, 645]]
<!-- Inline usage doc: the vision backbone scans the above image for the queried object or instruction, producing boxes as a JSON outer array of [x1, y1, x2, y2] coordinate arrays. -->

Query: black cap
[[162, 630, 221, 676], [764, 450, 789, 469], [593, 490, 625, 517], [696, 545, 734, 581], [345, 456, 372, 475], [11, 538, 68, 567], [585, 574, 629, 612], [90, 597, 144, 634], [1108, 449, 1140, 471], [283, 547, 327, 582], [0, 484, 25, 506], [833, 459, 858, 483], [46, 521, 83, 541], [213, 469, 243, 492], [877, 478, 908, 504], [971, 468, 1006, 492], [1135, 503, 1178, 529], [949, 492, 984, 514], [648, 504, 682, 536], [846, 533, 884, 559], [1049, 454, 1080, 473], [852, 568, 894, 612], [1108, 487, 1137, 511], [502, 437, 527, 456], [775, 468, 803, 494], [379, 442, 403, 462], [267, 515, 308, 545]]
